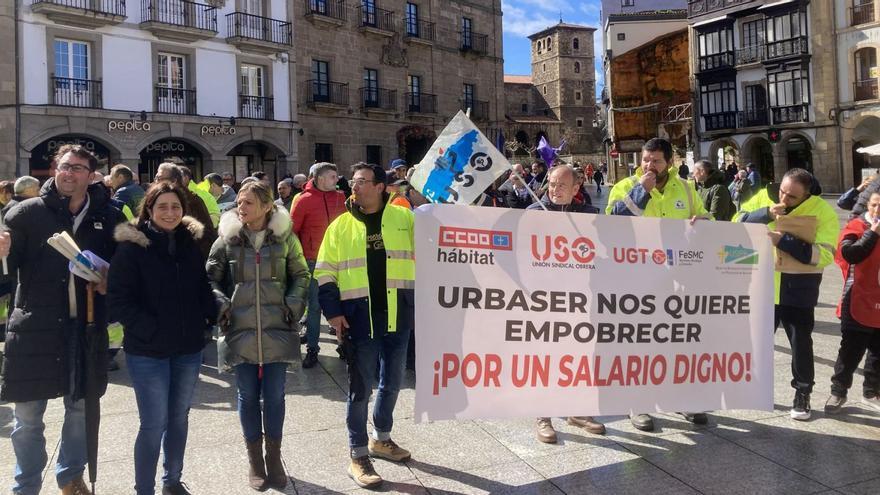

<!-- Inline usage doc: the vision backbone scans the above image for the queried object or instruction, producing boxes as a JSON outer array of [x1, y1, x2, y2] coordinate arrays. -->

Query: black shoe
[[302, 349, 319, 369], [677, 412, 708, 425], [790, 391, 811, 421], [162, 481, 193, 495]]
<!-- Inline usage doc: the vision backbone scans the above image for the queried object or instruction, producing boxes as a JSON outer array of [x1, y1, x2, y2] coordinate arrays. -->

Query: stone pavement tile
[[711, 417, 880, 488], [474, 417, 614, 459], [704, 408, 787, 427], [396, 420, 521, 477], [524, 443, 699, 495], [837, 477, 880, 495], [414, 459, 564, 495], [284, 386, 349, 434], [620, 428, 826, 495]]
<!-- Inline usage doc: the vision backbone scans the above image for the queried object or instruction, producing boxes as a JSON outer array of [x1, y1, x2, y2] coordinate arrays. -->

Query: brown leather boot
[[60, 476, 92, 495], [264, 437, 288, 489], [246, 437, 268, 491], [536, 417, 557, 444]]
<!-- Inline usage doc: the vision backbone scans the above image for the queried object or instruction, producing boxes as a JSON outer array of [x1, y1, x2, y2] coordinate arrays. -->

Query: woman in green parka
[[206, 181, 310, 491]]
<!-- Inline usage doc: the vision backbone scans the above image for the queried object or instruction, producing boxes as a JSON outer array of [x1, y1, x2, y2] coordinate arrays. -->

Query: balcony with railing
[[140, 0, 217, 42], [239, 95, 274, 120], [226, 13, 291, 53], [305, 80, 349, 108], [31, 0, 127, 27], [304, 0, 346, 25], [765, 36, 808, 61], [357, 5, 395, 36], [851, 2, 875, 26], [771, 104, 809, 124], [697, 51, 734, 72], [462, 99, 488, 121], [854, 79, 879, 101], [405, 92, 437, 114], [51, 77, 102, 108], [460, 31, 488, 55], [735, 45, 763, 65], [155, 86, 197, 115], [403, 17, 435, 44], [737, 108, 769, 128], [359, 87, 397, 112], [703, 112, 737, 132]]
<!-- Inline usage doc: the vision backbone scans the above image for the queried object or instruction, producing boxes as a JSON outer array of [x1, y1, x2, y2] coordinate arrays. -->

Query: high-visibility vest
[[606, 166, 709, 219]]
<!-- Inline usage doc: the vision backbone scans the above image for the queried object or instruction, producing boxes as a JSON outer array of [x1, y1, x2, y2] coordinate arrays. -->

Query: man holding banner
[[316, 163, 415, 489], [607, 138, 710, 431]]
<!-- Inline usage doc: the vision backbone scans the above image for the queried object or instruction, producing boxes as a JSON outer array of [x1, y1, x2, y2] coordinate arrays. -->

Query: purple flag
[[536, 136, 566, 167]]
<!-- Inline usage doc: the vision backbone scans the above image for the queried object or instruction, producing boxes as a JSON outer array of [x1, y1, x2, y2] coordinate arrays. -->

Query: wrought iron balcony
[[304, 0, 346, 23], [226, 12, 291, 52], [737, 109, 769, 128], [51, 77, 102, 108], [306, 80, 349, 107], [155, 86, 197, 115], [403, 17, 435, 43], [851, 2, 875, 26], [854, 79, 879, 101], [357, 5, 395, 34], [460, 31, 488, 55], [765, 36, 808, 61], [359, 87, 397, 111], [239, 94, 274, 120], [461, 99, 488, 121], [703, 112, 737, 131], [31, 0, 126, 27], [697, 51, 734, 72], [405, 92, 437, 114], [735, 45, 763, 65], [771, 104, 809, 124], [140, 0, 217, 42]]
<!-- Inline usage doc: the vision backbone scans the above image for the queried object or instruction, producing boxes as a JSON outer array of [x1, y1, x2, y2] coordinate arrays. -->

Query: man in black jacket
[[498, 163, 534, 209], [2, 144, 125, 495]]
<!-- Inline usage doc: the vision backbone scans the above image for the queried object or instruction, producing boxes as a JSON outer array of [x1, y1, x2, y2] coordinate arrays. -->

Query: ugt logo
[[531, 235, 596, 263]]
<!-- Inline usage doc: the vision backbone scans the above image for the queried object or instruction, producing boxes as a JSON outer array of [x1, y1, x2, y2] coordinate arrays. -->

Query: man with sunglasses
[[315, 163, 415, 489], [0, 144, 125, 494], [736, 168, 840, 420]]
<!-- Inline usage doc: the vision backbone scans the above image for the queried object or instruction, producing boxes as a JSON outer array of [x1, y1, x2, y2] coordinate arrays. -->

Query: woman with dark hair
[[107, 181, 218, 495], [206, 181, 310, 491]]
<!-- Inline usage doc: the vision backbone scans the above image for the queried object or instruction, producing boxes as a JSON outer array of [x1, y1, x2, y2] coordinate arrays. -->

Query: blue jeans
[[305, 260, 321, 352], [11, 394, 87, 494], [126, 351, 202, 495], [234, 363, 288, 442], [347, 326, 411, 458]]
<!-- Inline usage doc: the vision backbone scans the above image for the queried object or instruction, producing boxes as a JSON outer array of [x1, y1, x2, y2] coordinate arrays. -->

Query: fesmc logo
[[437, 226, 511, 265], [530, 235, 597, 270]]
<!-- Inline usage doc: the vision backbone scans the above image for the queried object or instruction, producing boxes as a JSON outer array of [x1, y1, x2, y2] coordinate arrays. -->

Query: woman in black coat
[[107, 181, 217, 495]]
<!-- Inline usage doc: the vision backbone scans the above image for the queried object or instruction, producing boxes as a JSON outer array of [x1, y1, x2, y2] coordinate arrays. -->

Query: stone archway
[[784, 134, 813, 173], [708, 138, 739, 170], [742, 136, 775, 183], [396, 125, 436, 166]]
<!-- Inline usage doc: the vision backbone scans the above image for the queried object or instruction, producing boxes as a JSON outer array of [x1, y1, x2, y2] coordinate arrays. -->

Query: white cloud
[[579, 2, 601, 17], [502, 1, 559, 37], [518, 0, 576, 13]]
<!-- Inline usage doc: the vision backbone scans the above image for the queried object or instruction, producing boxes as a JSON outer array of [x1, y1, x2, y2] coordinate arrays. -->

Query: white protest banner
[[414, 205, 775, 422], [408, 111, 512, 205]]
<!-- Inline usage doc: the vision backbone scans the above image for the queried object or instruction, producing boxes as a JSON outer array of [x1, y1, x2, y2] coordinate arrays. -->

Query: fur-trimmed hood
[[218, 205, 291, 244], [113, 216, 205, 248]]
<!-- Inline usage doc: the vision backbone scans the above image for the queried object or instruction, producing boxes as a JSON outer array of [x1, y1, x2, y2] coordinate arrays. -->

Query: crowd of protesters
[[0, 138, 878, 494]]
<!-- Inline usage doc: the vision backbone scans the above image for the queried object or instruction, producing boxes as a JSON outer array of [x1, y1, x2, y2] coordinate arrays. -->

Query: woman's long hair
[[237, 181, 275, 228], [138, 180, 189, 228]]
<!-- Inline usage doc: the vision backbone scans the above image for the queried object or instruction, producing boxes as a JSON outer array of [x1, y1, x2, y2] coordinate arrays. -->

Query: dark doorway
[[786, 136, 812, 172], [139, 139, 204, 184], [748, 138, 774, 183], [404, 136, 430, 166]]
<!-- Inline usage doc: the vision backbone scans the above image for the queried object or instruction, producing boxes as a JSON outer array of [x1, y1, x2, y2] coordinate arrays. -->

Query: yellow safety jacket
[[189, 181, 220, 227], [315, 203, 415, 338], [606, 166, 710, 219]]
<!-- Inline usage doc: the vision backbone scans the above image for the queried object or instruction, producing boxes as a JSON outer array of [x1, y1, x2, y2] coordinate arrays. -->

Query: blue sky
[[501, 0, 603, 95]]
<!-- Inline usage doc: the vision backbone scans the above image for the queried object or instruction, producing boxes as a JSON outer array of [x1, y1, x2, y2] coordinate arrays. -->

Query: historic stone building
[[8, 0, 298, 183], [503, 22, 599, 163], [295, 0, 504, 169], [1, 1, 17, 177], [688, 0, 841, 191]]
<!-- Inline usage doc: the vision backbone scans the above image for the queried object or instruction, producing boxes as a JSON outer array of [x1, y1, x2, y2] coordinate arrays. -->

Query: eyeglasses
[[349, 179, 380, 187], [57, 163, 91, 174]]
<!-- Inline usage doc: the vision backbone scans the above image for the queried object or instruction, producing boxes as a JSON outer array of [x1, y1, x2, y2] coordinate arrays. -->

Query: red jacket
[[835, 216, 880, 328], [290, 180, 346, 260]]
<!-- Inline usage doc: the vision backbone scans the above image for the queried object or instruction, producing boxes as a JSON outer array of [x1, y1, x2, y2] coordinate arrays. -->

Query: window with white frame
[[54, 39, 89, 81]]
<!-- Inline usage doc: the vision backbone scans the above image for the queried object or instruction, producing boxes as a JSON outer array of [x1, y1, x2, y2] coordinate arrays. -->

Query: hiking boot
[[368, 437, 411, 462], [348, 456, 382, 489], [790, 391, 811, 421], [566, 416, 606, 435], [245, 437, 267, 491], [536, 417, 557, 443], [161, 482, 193, 495], [677, 412, 708, 425], [302, 348, 319, 369], [824, 394, 846, 414], [629, 413, 655, 432], [60, 476, 92, 495], [264, 437, 288, 489]]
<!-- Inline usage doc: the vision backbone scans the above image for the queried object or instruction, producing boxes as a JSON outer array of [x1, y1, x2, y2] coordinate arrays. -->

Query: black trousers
[[775, 305, 815, 394], [831, 323, 880, 397], [865, 349, 880, 396]]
